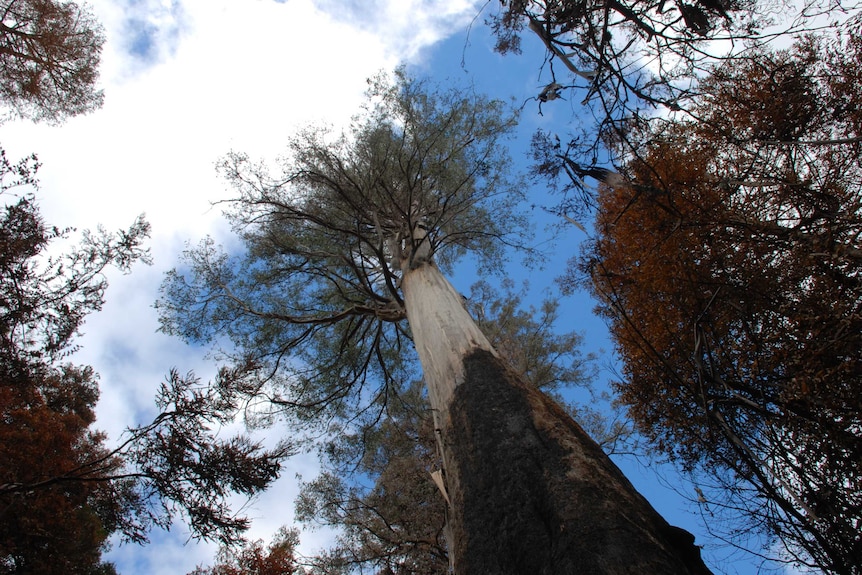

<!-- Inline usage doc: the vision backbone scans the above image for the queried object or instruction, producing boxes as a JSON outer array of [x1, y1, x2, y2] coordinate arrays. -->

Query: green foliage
[[157, 71, 531, 436], [295, 380, 447, 575]]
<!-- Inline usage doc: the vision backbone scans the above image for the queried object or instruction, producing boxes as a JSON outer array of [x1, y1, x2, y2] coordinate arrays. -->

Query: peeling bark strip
[[444, 349, 713, 575]]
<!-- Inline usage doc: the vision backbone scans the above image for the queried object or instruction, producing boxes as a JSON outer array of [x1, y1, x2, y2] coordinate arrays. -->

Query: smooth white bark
[[401, 262, 496, 422]]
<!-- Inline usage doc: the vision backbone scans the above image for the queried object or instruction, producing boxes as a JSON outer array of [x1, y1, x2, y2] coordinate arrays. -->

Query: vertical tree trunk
[[401, 261, 713, 575]]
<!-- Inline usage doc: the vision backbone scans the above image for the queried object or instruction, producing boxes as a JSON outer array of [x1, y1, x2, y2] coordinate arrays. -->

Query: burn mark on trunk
[[442, 348, 712, 575]]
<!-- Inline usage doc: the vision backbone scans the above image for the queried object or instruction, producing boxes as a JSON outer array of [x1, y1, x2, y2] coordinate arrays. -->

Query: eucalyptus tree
[[159, 71, 712, 574]]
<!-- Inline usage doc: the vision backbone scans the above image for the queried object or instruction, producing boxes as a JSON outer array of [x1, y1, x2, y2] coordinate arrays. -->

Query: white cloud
[[316, 0, 481, 61], [111, 0, 190, 71], [1, 0, 481, 573]]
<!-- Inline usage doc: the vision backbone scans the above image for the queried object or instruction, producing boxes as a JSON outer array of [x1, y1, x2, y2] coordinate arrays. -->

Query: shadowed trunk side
[[402, 261, 713, 575]]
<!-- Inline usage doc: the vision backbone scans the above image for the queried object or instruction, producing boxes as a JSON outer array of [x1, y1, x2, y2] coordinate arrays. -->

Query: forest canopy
[[157, 71, 531, 438], [577, 28, 862, 572], [0, 146, 290, 572]]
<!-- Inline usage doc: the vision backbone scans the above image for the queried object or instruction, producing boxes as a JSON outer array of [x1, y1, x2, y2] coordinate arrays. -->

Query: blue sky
[[1, 1, 792, 573]]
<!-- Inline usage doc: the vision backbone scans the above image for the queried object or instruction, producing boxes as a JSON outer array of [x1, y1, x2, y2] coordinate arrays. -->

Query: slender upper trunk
[[402, 260, 714, 575]]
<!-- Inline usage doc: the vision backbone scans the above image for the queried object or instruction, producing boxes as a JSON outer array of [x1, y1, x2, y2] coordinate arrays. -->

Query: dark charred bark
[[440, 349, 712, 575]]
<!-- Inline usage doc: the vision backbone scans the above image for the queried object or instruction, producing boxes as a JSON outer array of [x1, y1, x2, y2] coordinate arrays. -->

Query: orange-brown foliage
[[581, 30, 862, 572]]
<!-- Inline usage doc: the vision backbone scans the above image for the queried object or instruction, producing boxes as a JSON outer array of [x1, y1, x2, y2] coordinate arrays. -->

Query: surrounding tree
[[159, 71, 712, 574], [296, 382, 446, 575], [189, 527, 303, 575], [116, 366, 293, 544], [0, 362, 123, 575], [576, 30, 862, 573], [491, 0, 745, 109], [488, 1, 861, 188], [295, 281, 636, 574], [0, 147, 138, 573], [0, 146, 290, 573], [0, 0, 105, 122], [0, 0, 287, 563]]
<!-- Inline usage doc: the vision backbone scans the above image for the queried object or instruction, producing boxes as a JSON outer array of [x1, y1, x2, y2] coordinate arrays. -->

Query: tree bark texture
[[446, 349, 713, 574], [403, 262, 713, 574], [401, 261, 498, 418]]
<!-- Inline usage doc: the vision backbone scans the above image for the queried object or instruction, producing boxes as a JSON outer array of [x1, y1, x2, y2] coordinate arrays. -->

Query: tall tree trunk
[[401, 261, 713, 575]]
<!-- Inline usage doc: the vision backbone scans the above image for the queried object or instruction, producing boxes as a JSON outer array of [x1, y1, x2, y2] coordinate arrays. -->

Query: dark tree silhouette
[[489, 1, 861, 197], [0, 145, 290, 572]]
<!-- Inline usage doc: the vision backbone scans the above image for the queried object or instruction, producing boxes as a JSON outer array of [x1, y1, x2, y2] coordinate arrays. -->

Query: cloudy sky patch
[[108, 0, 191, 74], [315, 0, 481, 60]]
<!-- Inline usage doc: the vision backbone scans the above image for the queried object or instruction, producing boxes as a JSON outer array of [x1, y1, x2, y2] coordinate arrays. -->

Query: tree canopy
[[0, 0, 291, 565], [0, 361, 124, 575], [0, 146, 291, 572], [492, 0, 750, 109], [0, 146, 143, 573], [157, 71, 530, 438], [577, 29, 861, 573], [188, 527, 302, 575], [490, 1, 861, 187], [0, 0, 105, 122]]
